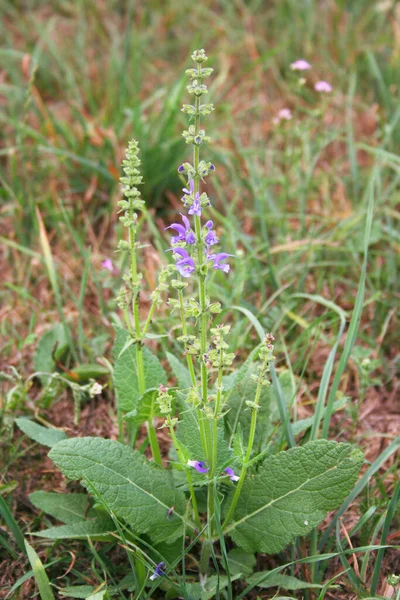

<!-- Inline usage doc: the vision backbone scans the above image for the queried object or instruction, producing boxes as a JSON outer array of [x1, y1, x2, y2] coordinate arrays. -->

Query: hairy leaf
[[113, 327, 167, 412], [166, 352, 192, 389], [16, 418, 68, 448], [33, 517, 114, 540], [225, 360, 272, 448], [29, 491, 93, 524], [49, 437, 187, 544], [247, 571, 323, 590], [177, 397, 232, 470], [226, 440, 363, 553]]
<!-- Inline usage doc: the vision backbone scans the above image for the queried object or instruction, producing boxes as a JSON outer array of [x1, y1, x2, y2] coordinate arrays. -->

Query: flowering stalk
[[117, 141, 162, 465], [157, 385, 201, 530], [222, 334, 275, 529]]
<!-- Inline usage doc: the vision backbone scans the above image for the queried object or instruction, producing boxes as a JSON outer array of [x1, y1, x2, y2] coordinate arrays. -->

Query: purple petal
[[173, 247, 190, 259], [224, 467, 240, 482], [186, 231, 196, 244], [205, 220, 213, 229], [150, 561, 166, 580], [181, 214, 191, 229], [166, 223, 186, 237], [188, 460, 209, 473]]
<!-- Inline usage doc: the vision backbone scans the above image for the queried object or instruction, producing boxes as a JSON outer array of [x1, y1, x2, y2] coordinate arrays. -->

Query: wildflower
[[182, 179, 195, 199], [272, 108, 292, 125], [188, 460, 209, 473], [224, 467, 239, 482], [178, 164, 185, 173], [209, 164, 215, 171], [291, 59, 311, 71], [89, 381, 103, 398], [172, 248, 196, 277], [314, 80, 332, 93], [150, 562, 166, 581], [208, 252, 233, 273], [188, 192, 202, 216], [101, 258, 114, 272], [204, 220, 218, 245], [165, 214, 195, 245]]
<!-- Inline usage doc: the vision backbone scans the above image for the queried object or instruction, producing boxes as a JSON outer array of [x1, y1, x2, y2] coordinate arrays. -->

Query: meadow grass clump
[[1, 3, 400, 597]]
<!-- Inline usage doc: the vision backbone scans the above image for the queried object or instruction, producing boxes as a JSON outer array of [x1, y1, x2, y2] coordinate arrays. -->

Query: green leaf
[[177, 397, 232, 469], [33, 517, 114, 540], [225, 356, 272, 449], [113, 328, 167, 412], [49, 437, 187, 544], [59, 586, 95, 598], [227, 548, 256, 577], [16, 418, 68, 448], [166, 352, 192, 388], [247, 571, 323, 590], [25, 540, 55, 600], [226, 440, 363, 553], [123, 388, 164, 426], [34, 323, 67, 383], [29, 491, 93, 524]]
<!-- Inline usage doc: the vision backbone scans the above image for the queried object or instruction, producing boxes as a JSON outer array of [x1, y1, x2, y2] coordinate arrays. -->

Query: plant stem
[[129, 207, 162, 466], [222, 358, 269, 530], [168, 420, 202, 531]]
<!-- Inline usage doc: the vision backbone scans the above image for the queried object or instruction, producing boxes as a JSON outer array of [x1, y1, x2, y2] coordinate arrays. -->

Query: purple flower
[[182, 179, 195, 198], [208, 252, 233, 273], [314, 80, 332, 93], [150, 562, 166, 581], [209, 164, 215, 171], [172, 248, 196, 278], [291, 59, 311, 71], [188, 192, 202, 217], [188, 460, 209, 473], [101, 258, 114, 272], [165, 214, 195, 245], [224, 467, 239, 482], [178, 164, 185, 173], [204, 220, 218, 245]]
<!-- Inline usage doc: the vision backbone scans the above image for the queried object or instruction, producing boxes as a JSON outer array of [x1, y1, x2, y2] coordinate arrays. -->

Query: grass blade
[[370, 481, 400, 595], [0, 495, 25, 554], [36, 208, 77, 362], [321, 172, 375, 438], [25, 540, 55, 600]]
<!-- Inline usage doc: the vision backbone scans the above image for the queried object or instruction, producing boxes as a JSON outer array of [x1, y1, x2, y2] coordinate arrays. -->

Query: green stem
[[222, 361, 267, 530], [168, 420, 202, 531], [129, 207, 162, 466]]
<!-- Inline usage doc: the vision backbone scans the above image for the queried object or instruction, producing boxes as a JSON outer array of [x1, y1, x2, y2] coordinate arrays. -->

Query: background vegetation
[[0, 0, 399, 598]]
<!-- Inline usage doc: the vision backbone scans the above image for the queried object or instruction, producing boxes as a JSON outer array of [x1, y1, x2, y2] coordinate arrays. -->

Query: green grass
[[1, 0, 399, 598]]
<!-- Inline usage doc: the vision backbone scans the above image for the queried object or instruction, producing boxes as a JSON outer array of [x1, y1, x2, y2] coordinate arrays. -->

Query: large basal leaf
[[16, 418, 68, 448], [226, 440, 363, 553], [49, 437, 186, 544], [29, 491, 93, 524], [33, 518, 114, 541], [112, 327, 167, 412]]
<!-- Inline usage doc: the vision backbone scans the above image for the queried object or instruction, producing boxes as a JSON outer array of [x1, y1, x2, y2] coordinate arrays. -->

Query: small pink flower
[[278, 108, 292, 120], [273, 108, 292, 125], [101, 258, 114, 272], [291, 59, 311, 71], [314, 80, 332, 93]]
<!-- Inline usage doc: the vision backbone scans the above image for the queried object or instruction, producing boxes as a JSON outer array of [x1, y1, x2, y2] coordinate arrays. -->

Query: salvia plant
[[30, 50, 364, 598]]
